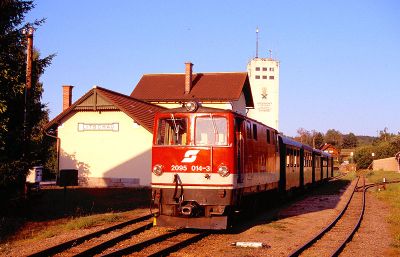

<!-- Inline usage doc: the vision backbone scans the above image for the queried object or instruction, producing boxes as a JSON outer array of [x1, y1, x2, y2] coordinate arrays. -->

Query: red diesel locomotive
[[150, 102, 333, 229]]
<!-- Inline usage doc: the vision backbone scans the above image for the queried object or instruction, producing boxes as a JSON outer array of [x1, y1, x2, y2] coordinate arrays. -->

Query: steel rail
[[331, 178, 400, 256], [287, 176, 361, 257], [73, 222, 153, 257], [330, 176, 365, 256], [357, 179, 400, 191], [328, 172, 347, 181], [100, 229, 184, 257], [147, 231, 210, 257], [28, 214, 154, 257]]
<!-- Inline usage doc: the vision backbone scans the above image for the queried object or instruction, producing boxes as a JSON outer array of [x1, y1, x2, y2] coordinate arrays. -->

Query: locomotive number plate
[[191, 165, 211, 172], [171, 165, 187, 171], [170, 165, 211, 172]]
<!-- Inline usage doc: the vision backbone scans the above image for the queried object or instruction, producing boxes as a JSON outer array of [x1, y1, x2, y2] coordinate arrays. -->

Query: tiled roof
[[130, 72, 254, 107], [320, 143, 337, 151], [45, 86, 166, 133]]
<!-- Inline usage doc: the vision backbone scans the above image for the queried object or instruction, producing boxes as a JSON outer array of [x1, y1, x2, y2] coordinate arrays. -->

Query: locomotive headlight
[[152, 164, 163, 176], [184, 101, 199, 112], [217, 165, 229, 177]]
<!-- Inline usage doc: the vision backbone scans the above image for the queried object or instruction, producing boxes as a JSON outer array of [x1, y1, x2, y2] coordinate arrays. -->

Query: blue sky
[[26, 0, 400, 137]]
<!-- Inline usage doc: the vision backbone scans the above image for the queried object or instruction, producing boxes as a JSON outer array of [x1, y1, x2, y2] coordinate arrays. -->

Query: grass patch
[[1, 187, 151, 242], [267, 222, 288, 231], [361, 170, 400, 253], [36, 213, 124, 240], [64, 213, 123, 230]]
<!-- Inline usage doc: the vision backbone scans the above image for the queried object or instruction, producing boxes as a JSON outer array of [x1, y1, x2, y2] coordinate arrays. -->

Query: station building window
[[255, 67, 260, 71], [262, 76, 267, 79], [269, 67, 274, 71], [269, 76, 274, 80], [262, 67, 268, 71], [255, 75, 260, 79]]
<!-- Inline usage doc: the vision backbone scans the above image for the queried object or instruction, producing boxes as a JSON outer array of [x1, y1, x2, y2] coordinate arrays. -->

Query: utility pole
[[255, 27, 259, 58], [22, 27, 34, 154]]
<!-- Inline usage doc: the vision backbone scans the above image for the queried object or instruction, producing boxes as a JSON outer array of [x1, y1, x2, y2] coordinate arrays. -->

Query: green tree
[[342, 132, 358, 148], [325, 129, 343, 147], [295, 128, 311, 145], [314, 132, 325, 148], [0, 0, 54, 197], [354, 135, 400, 169], [354, 145, 374, 169]]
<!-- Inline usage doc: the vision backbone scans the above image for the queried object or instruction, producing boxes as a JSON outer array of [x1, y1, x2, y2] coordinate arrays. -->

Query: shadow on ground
[[225, 179, 351, 234], [0, 187, 151, 242]]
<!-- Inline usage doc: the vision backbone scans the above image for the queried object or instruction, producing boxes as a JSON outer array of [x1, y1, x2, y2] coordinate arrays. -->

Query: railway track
[[28, 214, 154, 257], [29, 212, 210, 256], [329, 172, 347, 181], [288, 176, 365, 257], [102, 228, 210, 256]]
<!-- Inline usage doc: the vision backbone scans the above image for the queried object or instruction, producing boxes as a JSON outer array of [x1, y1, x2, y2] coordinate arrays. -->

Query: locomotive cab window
[[195, 116, 227, 146], [156, 117, 188, 145]]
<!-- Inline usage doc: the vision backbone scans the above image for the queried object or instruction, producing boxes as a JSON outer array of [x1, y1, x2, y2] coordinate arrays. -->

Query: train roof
[[321, 151, 331, 157], [302, 144, 314, 152], [313, 149, 331, 158], [279, 136, 304, 148]]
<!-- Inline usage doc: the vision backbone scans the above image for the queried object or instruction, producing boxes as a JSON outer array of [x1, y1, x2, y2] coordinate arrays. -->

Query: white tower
[[247, 55, 280, 130]]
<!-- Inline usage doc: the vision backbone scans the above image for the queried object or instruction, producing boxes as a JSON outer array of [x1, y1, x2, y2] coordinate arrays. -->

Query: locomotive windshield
[[195, 116, 227, 146], [156, 116, 188, 145]]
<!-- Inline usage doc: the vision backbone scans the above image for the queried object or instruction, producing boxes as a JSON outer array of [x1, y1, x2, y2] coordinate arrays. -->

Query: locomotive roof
[[158, 105, 278, 131], [159, 106, 232, 114]]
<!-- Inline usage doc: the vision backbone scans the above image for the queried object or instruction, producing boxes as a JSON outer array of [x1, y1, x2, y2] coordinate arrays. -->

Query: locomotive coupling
[[180, 201, 200, 216]]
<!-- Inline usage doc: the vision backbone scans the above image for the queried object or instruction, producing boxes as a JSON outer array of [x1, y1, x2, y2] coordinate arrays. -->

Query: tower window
[[262, 67, 267, 71], [255, 67, 260, 71], [269, 76, 274, 80], [262, 76, 267, 79], [269, 67, 274, 71], [255, 75, 260, 79]]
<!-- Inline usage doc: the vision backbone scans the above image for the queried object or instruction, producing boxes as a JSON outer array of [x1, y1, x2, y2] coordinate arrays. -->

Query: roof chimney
[[62, 85, 73, 111], [185, 62, 193, 94]]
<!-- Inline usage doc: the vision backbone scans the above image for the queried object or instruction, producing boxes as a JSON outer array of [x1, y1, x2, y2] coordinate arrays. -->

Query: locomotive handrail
[[172, 173, 184, 204]]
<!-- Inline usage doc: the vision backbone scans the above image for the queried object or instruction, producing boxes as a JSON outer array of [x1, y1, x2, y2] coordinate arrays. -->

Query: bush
[[354, 135, 400, 169], [354, 145, 374, 169]]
